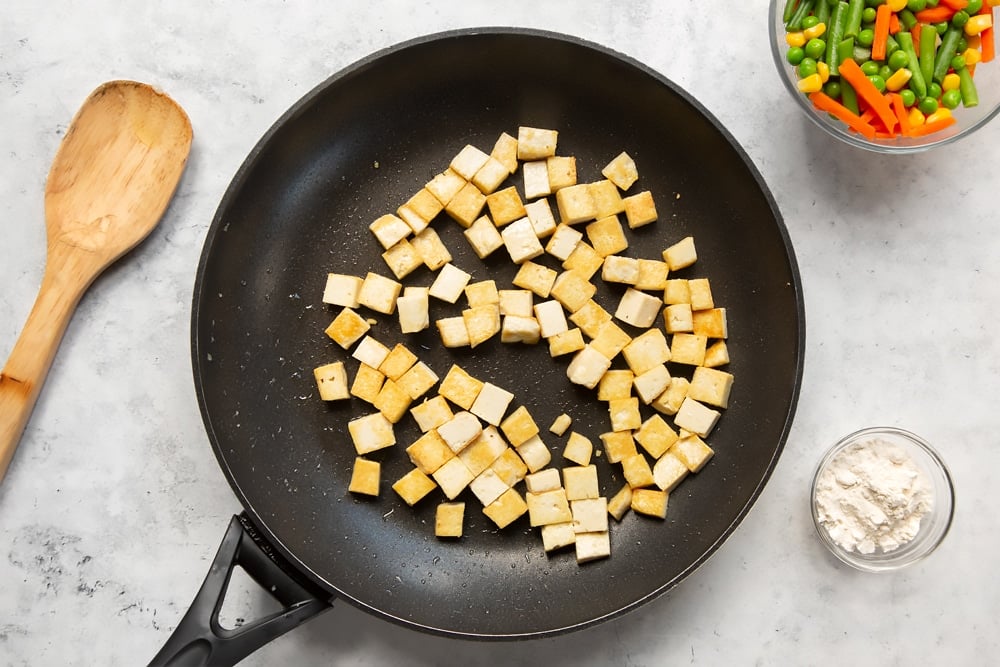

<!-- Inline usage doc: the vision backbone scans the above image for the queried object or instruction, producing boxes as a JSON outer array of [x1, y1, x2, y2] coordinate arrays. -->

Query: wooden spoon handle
[[0, 258, 91, 482]]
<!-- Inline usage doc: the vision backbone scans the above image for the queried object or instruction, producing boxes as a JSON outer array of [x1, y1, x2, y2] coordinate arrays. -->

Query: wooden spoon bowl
[[0, 80, 193, 483]]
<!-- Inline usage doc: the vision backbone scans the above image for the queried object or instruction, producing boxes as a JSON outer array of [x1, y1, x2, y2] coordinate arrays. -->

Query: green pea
[[861, 60, 881, 76], [900, 89, 917, 107], [805, 38, 827, 60], [957, 37, 968, 53], [942, 88, 962, 109], [787, 46, 805, 65], [967, 0, 983, 13], [951, 54, 967, 71], [798, 57, 818, 78], [952, 11, 969, 28], [918, 96, 939, 114], [936, 21, 949, 35], [907, 0, 926, 10], [927, 82, 942, 100], [868, 75, 887, 93], [824, 81, 843, 99], [857, 28, 876, 48], [802, 15, 820, 29], [889, 50, 910, 70], [879, 65, 893, 80], [862, 7, 877, 23]]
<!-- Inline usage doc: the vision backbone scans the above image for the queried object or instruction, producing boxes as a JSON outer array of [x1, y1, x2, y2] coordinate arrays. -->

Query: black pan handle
[[148, 514, 332, 667]]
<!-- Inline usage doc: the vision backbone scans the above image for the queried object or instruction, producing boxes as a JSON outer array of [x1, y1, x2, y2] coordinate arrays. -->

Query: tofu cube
[[670, 333, 708, 366], [651, 376, 690, 416], [498, 289, 534, 317], [486, 186, 527, 227], [471, 156, 510, 194], [463, 214, 505, 259], [432, 457, 476, 500], [562, 464, 600, 500], [550, 271, 596, 313], [550, 413, 572, 436], [623, 190, 658, 229], [601, 152, 639, 191], [568, 300, 612, 338], [704, 340, 730, 368], [429, 263, 472, 303], [515, 434, 552, 473], [483, 487, 529, 529], [631, 488, 668, 518], [436, 316, 471, 348], [575, 531, 611, 564], [585, 214, 628, 257], [545, 223, 583, 261], [562, 432, 593, 466], [598, 369, 634, 402], [522, 160, 551, 200], [527, 489, 573, 527], [392, 468, 437, 506], [396, 361, 438, 400], [490, 448, 528, 487], [426, 169, 467, 206], [561, 241, 604, 279], [348, 458, 381, 496], [664, 279, 691, 305], [548, 328, 585, 357], [621, 453, 656, 489], [664, 303, 694, 334], [462, 304, 501, 348], [409, 395, 454, 433], [325, 307, 370, 349], [352, 336, 391, 369], [437, 411, 483, 454], [517, 126, 558, 160], [566, 344, 613, 390], [358, 272, 402, 315], [634, 414, 680, 459], [633, 364, 672, 404], [439, 365, 484, 410], [501, 217, 544, 264], [524, 198, 557, 237], [652, 451, 689, 492], [410, 227, 452, 271], [464, 280, 499, 308], [450, 144, 491, 180], [534, 300, 569, 339], [500, 405, 540, 448], [541, 522, 577, 552], [490, 132, 519, 174], [571, 498, 609, 534], [589, 180, 625, 219], [445, 182, 487, 228], [406, 430, 454, 475], [322, 273, 362, 308], [458, 430, 506, 477], [313, 361, 349, 401], [692, 308, 728, 339], [373, 379, 412, 423], [435, 502, 465, 538], [469, 468, 510, 507], [687, 278, 714, 311], [636, 259, 670, 291], [674, 397, 721, 437], [608, 397, 642, 432], [601, 255, 640, 285], [378, 343, 417, 380], [663, 236, 697, 271], [607, 484, 633, 521], [599, 430, 637, 464], [615, 287, 662, 328], [524, 469, 563, 494], [512, 261, 557, 298], [590, 322, 632, 360], [399, 188, 445, 233], [350, 364, 385, 404], [671, 434, 715, 472], [347, 412, 396, 455], [469, 382, 514, 426], [397, 291, 430, 334], [501, 315, 541, 344], [689, 367, 734, 409], [555, 183, 597, 224], [546, 155, 578, 191], [369, 213, 411, 250]]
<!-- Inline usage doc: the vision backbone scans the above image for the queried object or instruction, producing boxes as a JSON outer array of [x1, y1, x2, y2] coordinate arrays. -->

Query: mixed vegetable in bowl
[[780, 0, 996, 139]]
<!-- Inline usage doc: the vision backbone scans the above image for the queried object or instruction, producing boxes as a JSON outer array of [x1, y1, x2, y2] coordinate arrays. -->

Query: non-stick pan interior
[[193, 29, 803, 638]]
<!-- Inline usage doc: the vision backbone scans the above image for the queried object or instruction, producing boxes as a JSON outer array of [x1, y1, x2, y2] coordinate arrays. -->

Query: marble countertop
[[2, 1, 997, 665]]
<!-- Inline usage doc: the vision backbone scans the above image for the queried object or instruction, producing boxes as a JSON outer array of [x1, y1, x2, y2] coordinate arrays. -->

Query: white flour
[[814, 437, 934, 555]]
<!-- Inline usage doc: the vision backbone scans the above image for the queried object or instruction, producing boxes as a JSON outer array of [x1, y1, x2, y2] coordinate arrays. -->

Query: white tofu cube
[[515, 434, 552, 473], [351, 336, 391, 369], [426, 169, 466, 206], [664, 303, 694, 334], [463, 215, 505, 259], [469, 468, 510, 506], [522, 160, 551, 200], [410, 227, 452, 271], [450, 144, 491, 180], [369, 214, 411, 250], [396, 291, 429, 334], [428, 263, 472, 303], [498, 289, 534, 317], [550, 413, 572, 436], [525, 468, 562, 494], [633, 364, 672, 404], [527, 489, 573, 527], [471, 156, 510, 194], [358, 272, 402, 315], [432, 457, 475, 500], [571, 498, 609, 534], [533, 300, 569, 339], [313, 362, 349, 401], [562, 464, 600, 500], [545, 224, 583, 261], [517, 126, 558, 160], [601, 255, 640, 285], [566, 344, 612, 390], [501, 217, 545, 264], [653, 451, 689, 492], [688, 366, 734, 408], [541, 522, 577, 552], [437, 411, 484, 454], [663, 236, 697, 271], [469, 382, 514, 426], [347, 412, 395, 455], [500, 315, 541, 344], [601, 151, 639, 191], [575, 531, 611, 564], [322, 273, 362, 308], [674, 397, 721, 438], [562, 432, 592, 466], [615, 287, 662, 328], [524, 198, 557, 237], [671, 434, 715, 472]]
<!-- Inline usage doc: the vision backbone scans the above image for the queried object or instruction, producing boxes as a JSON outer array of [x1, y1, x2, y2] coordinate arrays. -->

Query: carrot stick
[[889, 13, 900, 35], [889, 93, 912, 136], [912, 23, 922, 51], [873, 4, 892, 61], [915, 7, 956, 23], [905, 115, 958, 137], [939, 0, 968, 10], [838, 59, 898, 132], [808, 92, 878, 139], [981, 5, 995, 63]]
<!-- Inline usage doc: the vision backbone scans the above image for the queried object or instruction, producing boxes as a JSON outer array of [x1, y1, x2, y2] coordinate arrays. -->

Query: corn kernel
[[803, 22, 827, 40], [816, 61, 830, 83], [887, 0, 907, 10], [964, 14, 993, 36], [963, 47, 983, 66], [785, 31, 806, 48], [926, 107, 953, 125], [796, 73, 824, 94], [908, 107, 926, 127], [885, 67, 913, 92], [942, 72, 961, 92]]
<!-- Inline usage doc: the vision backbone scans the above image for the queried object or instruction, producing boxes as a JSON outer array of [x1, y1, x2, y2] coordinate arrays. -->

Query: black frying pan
[[151, 28, 804, 666]]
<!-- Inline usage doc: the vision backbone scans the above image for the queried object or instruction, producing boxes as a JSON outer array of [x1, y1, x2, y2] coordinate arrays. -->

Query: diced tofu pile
[[311, 127, 734, 565]]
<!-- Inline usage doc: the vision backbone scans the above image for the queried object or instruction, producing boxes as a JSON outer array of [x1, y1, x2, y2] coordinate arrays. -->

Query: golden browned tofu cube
[[458, 426, 508, 477], [607, 484, 633, 521], [670, 333, 708, 366], [486, 186, 526, 226], [546, 155, 577, 191], [631, 488, 668, 518], [689, 366, 734, 409], [373, 378, 412, 424], [599, 430, 638, 464], [435, 502, 465, 538], [396, 361, 439, 401], [378, 343, 418, 380], [472, 156, 510, 194], [569, 299, 612, 338], [426, 169, 466, 206], [347, 413, 395, 455], [635, 259, 669, 291], [704, 340, 730, 368], [313, 361, 349, 401], [634, 414, 679, 459], [463, 215, 505, 259], [410, 227, 452, 271], [526, 489, 573, 527], [663, 278, 691, 305], [400, 188, 445, 230], [585, 214, 628, 257], [450, 144, 491, 180], [608, 397, 642, 432], [622, 190, 657, 229], [555, 183, 597, 224], [462, 304, 501, 348], [499, 405, 539, 447], [549, 270, 596, 313], [621, 453, 655, 489], [561, 241, 604, 280], [325, 307, 370, 349], [651, 376, 690, 416], [490, 447, 528, 487], [369, 213, 411, 249], [482, 487, 528, 529], [598, 369, 634, 402], [687, 278, 714, 311], [465, 280, 500, 308], [392, 468, 437, 506], [512, 260, 557, 298], [406, 429, 454, 474], [601, 152, 639, 191], [562, 431, 593, 466], [445, 182, 487, 228], [562, 464, 600, 501], [590, 321, 632, 360], [409, 395, 454, 433], [348, 457, 381, 496], [652, 451, 689, 492], [358, 272, 402, 315], [351, 364, 385, 405], [517, 126, 558, 160], [589, 180, 625, 219], [663, 236, 697, 270], [436, 316, 471, 348], [671, 434, 715, 472], [547, 328, 585, 357], [491, 132, 519, 174], [692, 308, 728, 339], [381, 238, 423, 280], [664, 303, 694, 334]]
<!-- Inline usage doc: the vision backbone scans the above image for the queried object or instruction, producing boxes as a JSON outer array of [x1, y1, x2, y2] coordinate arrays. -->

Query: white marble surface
[[1, 1, 997, 665]]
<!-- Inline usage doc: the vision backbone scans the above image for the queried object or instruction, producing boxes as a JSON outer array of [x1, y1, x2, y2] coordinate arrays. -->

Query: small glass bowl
[[810, 427, 954, 572], [769, 0, 1000, 153]]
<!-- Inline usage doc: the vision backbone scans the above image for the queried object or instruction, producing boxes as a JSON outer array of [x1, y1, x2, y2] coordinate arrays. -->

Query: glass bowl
[[769, 0, 1000, 153], [810, 426, 954, 572]]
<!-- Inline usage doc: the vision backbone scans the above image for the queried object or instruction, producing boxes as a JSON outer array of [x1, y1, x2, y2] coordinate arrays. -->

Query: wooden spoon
[[0, 80, 193, 483]]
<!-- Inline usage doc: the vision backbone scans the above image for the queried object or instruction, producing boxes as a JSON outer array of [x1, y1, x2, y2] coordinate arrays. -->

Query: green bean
[[788, 0, 816, 31], [967, 0, 983, 13], [898, 9, 918, 30], [958, 66, 979, 108], [896, 31, 927, 98], [844, 0, 865, 39], [826, 2, 851, 75], [817, 0, 832, 26], [783, 0, 800, 24], [841, 80, 860, 115], [919, 20, 937, 86], [885, 34, 901, 57], [933, 27, 963, 84]]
